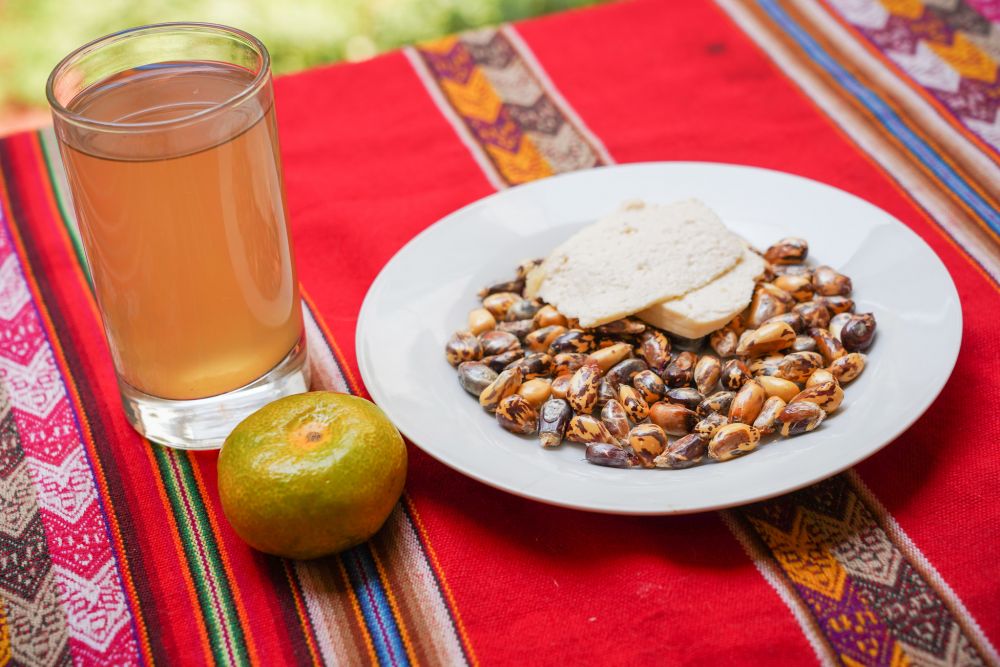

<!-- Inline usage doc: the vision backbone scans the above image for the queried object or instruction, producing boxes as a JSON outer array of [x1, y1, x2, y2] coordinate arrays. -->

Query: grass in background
[[0, 0, 601, 115]]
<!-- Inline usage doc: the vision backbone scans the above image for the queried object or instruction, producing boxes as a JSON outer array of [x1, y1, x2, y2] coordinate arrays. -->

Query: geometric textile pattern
[[732, 475, 992, 666], [408, 27, 611, 188], [824, 0, 1000, 158], [0, 158, 140, 664], [0, 389, 70, 667]]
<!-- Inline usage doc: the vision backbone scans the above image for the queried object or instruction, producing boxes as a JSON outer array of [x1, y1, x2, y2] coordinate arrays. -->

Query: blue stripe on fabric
[[756, 0, 1000, 235], [343, 546, 410, 667]]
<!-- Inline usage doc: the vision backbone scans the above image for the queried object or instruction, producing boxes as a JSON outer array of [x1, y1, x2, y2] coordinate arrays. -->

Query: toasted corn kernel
[[585, 342, 633, 373], [778, 401, 826, 436], [729, 380, 766, 425], [709, 423, 761, 461], [790, 380, 844, 414], [753, 396, 786, 434], [618, 384, 650, 422], [538, 398, 571, 448], [479, 367, 523, 412], [628, 423, 668, 466], [694, 355, 722, 395], [756, 375, 801, 403], [496, 394, 538, 434], [517, 378, 552, 408], [533, 304, 568, 329], [829, 353, 865, 384], [601, 399, 631, 443], [586, 442, 639, 468], [649, 401, 699, 436], [468, 308, 496, 335], [446, 331, 482, 366], [566, 414, 617, 445], [654, 434, 708, 469], [567, 363, 602, 413]]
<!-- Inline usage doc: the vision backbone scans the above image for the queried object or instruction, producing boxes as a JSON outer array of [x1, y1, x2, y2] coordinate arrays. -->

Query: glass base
[[119, 338, 310, 450]]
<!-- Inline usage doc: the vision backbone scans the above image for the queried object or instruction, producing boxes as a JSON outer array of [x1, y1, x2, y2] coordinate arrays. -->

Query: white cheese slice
[[637, 246, 765, 338], [533, 199, 744, 327]]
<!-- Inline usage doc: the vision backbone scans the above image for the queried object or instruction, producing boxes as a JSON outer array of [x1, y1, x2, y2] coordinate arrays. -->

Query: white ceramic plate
[[356, 163, 961, 514]]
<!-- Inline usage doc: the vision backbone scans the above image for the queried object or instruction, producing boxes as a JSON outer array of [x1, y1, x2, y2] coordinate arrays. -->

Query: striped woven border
[[818, 0, 1000, 166], [0, 126, 478, 664], [0, 136, 142, 666], [722, 472, 998, 666], [799, 0, 1000, 187], [0, 386, 71, 667], [716, 0, 1000, 284], [407, 22, 998, 666], [406, 26, 612, 189]]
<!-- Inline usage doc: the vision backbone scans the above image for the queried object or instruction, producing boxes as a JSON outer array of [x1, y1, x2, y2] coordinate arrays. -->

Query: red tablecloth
[[1, 0, 998, 664]]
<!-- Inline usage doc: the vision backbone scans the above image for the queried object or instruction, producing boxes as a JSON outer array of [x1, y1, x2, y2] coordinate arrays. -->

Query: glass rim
[[45, 21, 271, 133]]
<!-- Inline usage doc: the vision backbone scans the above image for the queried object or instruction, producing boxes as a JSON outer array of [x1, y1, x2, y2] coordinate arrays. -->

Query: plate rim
[[355, 161, 962, 515]]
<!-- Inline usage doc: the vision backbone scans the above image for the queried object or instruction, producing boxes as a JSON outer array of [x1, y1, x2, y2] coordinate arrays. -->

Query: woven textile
[[0, 1, 997, 664]]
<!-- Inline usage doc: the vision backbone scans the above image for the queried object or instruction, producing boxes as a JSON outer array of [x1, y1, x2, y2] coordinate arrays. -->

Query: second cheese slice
[[637, 246, 765, 338], [533, 199, 744, 327]]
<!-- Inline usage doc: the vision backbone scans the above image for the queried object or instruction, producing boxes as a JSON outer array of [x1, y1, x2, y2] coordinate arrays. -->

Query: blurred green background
[[0, 0, 601, 132]]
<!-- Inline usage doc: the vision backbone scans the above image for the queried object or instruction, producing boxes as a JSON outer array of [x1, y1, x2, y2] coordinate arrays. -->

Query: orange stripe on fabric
[[281, 562, 323, 667], [726, 0, 1000, 292], [0, 595, 10, 667], [814, 0, 1000, 168], [185, 454, 262, 666], [141, 443, 217, 666], [295, 560, 380, 665], [403, 495, 479, 666], [30, 134, 352, 664], [770, 0, 1000, 293], [775, 0, 1000, 244], [21, 135, 158, 665], [366, 545, 420, 665], [367, 515, 460, 665], [301, 289, 364, 396], [335, 556, 380, 665], [0, 159, 153, 658], [727, 7, 1000, 295], [303, 287, 478, 662], [412, 39, 556, 186], [26, 136, 103, 325]]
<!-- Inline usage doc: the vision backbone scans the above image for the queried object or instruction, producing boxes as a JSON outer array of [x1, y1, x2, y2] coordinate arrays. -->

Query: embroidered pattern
[[731, 474, 991, 666], [825, 0, 1000, 155], [409, 28, 610, 187], [0, 191, 138, 664]]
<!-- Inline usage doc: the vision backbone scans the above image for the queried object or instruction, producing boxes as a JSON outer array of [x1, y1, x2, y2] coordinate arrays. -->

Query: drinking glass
[[47, 23, 309, 449]]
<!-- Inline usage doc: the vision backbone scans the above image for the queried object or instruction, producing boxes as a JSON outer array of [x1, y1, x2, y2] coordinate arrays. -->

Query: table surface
[[1, 0, 998, 665]]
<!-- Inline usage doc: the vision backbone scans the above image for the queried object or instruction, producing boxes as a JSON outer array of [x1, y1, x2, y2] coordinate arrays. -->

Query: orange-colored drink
[[57, 62, 302, 400]]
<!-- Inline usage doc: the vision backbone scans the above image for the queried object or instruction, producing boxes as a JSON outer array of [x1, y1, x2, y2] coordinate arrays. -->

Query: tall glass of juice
[[47, 23, 309, 449]]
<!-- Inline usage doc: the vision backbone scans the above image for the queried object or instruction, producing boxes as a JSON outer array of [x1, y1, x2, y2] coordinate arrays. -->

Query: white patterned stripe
[[500, 26, 614, 166], [794, 0, 1000, 194], [403, 47, 510, 191], [5, 569, 70, 667], [713, 0, 1000, 282], [54, 560, 133, 654], [303, 306, 350, 394], [719, 510, 840, 666], [294, 302, 469, 665], [0, 203, 140, 663], [371, 507, 469, 666], [846, 470, 1000, 664], [708, 2, 999, 659]]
